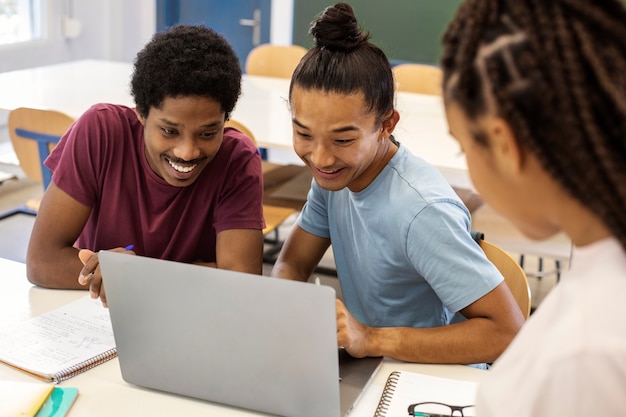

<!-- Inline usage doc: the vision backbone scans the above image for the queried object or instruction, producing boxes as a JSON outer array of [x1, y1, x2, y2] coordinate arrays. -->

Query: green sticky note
[[35, 387, 79, 417]]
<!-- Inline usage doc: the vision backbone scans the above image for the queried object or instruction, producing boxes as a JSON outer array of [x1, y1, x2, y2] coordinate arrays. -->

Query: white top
[[476, 237, 626, 416]]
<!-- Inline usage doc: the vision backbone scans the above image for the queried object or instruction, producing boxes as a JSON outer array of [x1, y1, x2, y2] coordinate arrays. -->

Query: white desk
[[0, 60, 134, 119], [0, 60, 470, 189], [0, 257, 485, 416]]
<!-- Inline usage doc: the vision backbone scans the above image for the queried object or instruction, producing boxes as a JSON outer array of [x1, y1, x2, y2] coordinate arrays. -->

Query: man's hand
[[336, 299, 372, 358], [77, 246, 135, 307]]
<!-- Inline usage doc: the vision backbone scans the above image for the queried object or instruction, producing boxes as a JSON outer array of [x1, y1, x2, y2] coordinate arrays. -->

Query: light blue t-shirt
[[297, 145, 503, 328]]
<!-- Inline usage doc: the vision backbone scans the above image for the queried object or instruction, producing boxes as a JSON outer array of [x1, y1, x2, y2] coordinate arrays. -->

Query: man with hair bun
[[271, 3, 524, 367]]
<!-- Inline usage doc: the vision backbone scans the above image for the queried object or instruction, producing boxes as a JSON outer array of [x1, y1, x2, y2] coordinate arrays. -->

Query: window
[[0, 0, 44, 45]]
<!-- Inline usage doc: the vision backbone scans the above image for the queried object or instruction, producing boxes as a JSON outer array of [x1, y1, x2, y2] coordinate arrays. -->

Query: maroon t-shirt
[[46, 103, 264, 264]]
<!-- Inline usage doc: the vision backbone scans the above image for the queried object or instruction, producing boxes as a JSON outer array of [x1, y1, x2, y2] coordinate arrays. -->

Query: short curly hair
[[131, 25, 242, 119]]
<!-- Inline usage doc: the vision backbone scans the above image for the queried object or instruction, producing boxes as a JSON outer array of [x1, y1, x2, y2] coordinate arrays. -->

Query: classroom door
[[156, 0, 272, 68]]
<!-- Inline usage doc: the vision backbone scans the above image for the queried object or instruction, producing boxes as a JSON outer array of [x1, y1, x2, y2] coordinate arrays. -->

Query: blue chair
[[0, 107, 74, 219], [13, 128, 62, 190]]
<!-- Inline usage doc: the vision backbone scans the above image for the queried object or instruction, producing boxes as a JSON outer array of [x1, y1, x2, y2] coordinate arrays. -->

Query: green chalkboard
[[294, 1, 626, 64], [292, 0, 464, 65]]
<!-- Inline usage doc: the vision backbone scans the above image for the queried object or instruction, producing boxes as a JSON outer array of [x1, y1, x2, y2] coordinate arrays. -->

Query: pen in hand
[[79, 244, 135, 284]]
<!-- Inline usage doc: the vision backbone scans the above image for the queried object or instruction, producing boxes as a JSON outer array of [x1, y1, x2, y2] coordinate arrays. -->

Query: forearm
[[215, 229, 264, 275], [365, 318, 517, 364], [270, 260, 311, 281], [26, 184, 93, 289], [270, 225, 329, 282], [26, 245, 87, 290], [193, 261, 218, 268]]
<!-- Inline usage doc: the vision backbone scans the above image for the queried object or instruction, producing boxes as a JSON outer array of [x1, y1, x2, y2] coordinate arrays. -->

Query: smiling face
[[137, 96, 225, 187], [290, 87, 398, 192]]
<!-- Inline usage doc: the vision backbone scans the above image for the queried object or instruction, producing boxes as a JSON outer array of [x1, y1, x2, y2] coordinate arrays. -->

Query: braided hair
[[441, 0, 626, 251], [289, 3, 394, 123]]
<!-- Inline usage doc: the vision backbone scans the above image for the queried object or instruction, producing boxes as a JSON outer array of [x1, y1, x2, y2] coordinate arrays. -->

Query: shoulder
[[80, 103, 137, 120], [73, 104, 141, 133], [221, 127, 259, 156], [390, 145, 446, 184], [58, 104, 143, 162], [223, 127, 256, 149], [389, 146, 466, 209], [218, 127, 263, 176]]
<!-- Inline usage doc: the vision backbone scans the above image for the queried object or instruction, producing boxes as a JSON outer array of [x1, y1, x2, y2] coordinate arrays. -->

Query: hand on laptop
[[77, 246, 136, 307], [336, 299, 371, 358]]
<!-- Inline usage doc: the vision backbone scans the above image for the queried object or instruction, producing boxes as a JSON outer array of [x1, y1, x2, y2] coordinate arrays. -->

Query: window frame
[[0, 0, 47, 50]]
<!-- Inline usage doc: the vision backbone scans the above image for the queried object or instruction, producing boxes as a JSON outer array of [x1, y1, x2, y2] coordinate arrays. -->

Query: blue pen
[[81, 244, 134, 284]]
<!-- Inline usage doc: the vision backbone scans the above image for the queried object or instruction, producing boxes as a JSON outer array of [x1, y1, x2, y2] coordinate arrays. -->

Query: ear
[[134, 108, 146, 126], [381, 110, 400, 139], [487, 117, 525, 175]]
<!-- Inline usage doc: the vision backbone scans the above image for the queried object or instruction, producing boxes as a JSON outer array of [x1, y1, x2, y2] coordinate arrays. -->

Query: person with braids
[[27, 25, 265, 306], [271, 3, 524, 366], [441, 0, 626, 414]]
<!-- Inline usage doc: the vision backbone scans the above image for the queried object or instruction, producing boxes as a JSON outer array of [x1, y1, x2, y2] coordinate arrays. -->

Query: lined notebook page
[[373, 370, 478, 417], [0, 296, 116, 382]]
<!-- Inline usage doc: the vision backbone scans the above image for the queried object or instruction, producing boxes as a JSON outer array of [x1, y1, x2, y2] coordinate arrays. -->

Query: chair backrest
[[225, 118, 256, 143], [479, 238, 532, 319], [392, 63, 443, 96], [245, 44, 308, 79], [224, 119, 296, 237], [8, 107, 75, 189]]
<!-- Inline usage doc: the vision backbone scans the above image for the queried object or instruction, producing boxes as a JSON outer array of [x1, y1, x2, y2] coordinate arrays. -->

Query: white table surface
[[0, 59, 471, 190], [0, 60, 134, 120], [0, 257, 485, 416]]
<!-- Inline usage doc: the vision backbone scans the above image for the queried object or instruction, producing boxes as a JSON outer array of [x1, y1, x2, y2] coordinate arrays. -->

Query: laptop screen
[[100, 251, 379, 417]]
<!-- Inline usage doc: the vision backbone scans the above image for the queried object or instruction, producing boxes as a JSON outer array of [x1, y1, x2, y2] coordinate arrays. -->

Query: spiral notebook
[[0, 296, 116, 382], [374, 370, 478, 417]]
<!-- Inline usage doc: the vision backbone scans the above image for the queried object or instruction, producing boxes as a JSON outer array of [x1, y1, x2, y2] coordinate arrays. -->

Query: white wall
[[0, 0, 155, 125], [0, 0, 155, 73], [0, 0, 294, 125], [0, 0, 294, 73], [270, 0, 294, 45]]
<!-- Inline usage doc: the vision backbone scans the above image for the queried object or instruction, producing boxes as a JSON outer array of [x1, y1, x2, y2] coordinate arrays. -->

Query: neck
[[348, 137, 398, 192], [557, 199, 612, 247]]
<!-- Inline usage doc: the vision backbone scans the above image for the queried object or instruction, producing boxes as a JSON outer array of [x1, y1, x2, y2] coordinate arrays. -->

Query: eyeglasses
[[407, 401, 475, 416]]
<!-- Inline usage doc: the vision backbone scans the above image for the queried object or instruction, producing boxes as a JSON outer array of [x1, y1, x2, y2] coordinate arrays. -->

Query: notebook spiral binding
[[373, 370, 401, 417], [52, 348, 118, 383]]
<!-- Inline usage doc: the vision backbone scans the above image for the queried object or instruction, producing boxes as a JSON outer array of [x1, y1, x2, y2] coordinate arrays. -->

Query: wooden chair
[[1, 107, 74, 218], [472, 203, 571, 284], [245, 44, 308, 79], [474, 233, 532, 319], [224, 119, 296, 242], [392, 63, 443, 96]]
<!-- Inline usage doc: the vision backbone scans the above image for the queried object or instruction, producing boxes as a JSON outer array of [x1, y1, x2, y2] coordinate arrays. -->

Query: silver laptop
[[99, 251, 381, 417]]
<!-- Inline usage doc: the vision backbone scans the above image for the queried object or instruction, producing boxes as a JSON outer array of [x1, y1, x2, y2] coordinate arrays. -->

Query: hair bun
[[310, 2, 370, 51]]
